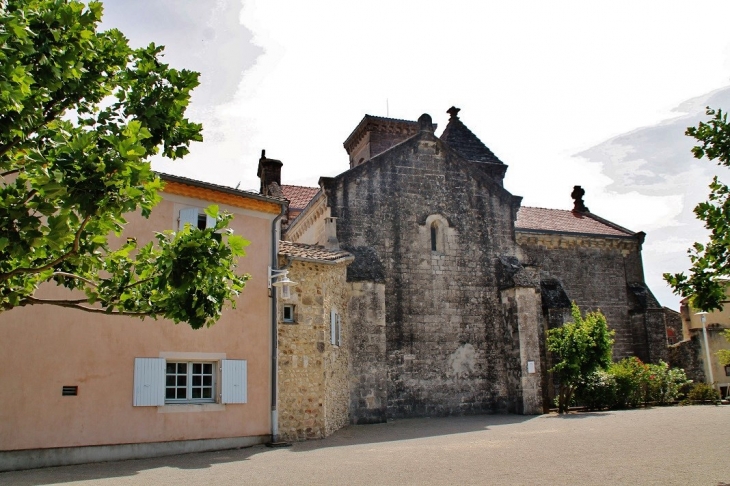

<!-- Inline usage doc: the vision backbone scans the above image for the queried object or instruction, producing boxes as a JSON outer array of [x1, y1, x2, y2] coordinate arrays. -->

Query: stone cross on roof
[[571, 185, 590, 213], [447, 106, 461, 119]]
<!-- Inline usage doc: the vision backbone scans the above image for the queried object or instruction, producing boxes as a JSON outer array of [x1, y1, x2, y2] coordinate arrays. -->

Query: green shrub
[[577, 370, 618, 410], [684, 383, 720, 404], [609, 357, 648, 408], [645, 361, 690, 405]]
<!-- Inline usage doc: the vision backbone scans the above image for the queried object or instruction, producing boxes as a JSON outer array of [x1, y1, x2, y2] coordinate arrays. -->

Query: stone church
[[261, 108, 669, 441]]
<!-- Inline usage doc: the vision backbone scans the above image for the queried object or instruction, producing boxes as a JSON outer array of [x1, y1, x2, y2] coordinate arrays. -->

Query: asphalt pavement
[[2, 405, 729, 485]]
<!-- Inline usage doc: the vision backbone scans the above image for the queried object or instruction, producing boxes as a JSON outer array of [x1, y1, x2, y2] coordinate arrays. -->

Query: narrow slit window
[[431, 223, 438, 251]]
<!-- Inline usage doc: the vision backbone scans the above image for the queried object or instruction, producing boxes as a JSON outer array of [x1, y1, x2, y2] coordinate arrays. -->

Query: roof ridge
[[281, 184, 318, 189], [440, 110, 503, 165]]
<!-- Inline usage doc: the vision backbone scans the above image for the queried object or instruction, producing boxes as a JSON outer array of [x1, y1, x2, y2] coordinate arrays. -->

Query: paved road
[[2, 406, 729, 485]]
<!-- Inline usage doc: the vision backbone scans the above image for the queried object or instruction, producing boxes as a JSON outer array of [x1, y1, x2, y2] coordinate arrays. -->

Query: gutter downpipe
[[270, 206, 286, 444]]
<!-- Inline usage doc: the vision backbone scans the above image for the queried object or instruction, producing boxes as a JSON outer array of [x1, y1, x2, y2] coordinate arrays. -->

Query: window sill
[[157, 403, 226, 414]]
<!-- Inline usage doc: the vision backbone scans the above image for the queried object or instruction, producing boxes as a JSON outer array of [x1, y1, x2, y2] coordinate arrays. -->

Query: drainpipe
[[270, 207, 286, 443]]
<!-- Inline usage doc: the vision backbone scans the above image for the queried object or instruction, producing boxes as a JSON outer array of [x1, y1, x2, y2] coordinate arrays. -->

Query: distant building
[[679, 294, 730, 398]]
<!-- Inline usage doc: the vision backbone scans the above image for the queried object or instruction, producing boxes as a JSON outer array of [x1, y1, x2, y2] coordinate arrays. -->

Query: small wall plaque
[[527, 361, 535, 374]]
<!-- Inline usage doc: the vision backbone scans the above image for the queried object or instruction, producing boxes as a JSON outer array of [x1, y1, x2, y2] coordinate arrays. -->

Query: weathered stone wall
[[516, 232, 660, 361], [500, 283, 544, 414], [667, 334, 705, 384], [323, 130, 525, 417], [348, 281, 387, 424], [276, 259, 350, 441]]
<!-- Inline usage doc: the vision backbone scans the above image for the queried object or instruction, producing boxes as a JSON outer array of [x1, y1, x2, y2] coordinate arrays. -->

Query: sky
[[101, 0, 730, 310]]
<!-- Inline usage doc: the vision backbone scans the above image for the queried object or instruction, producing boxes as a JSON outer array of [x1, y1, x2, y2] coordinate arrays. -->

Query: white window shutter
[[330, 309, 336, 345], [336, 314, 341, 346], [221, 359, 247, 404], [206, 214, 216, 229], [179, 208, 199, 230], [133, 358, 165, 406]]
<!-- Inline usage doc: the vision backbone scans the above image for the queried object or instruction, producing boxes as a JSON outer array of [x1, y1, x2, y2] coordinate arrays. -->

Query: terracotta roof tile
[[516, 207, 634, 237], [281, 185, 319, 209], [279, 241, 353, 263]]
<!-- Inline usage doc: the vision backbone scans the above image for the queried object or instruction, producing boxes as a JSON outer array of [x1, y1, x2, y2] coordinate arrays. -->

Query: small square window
[[725, 365, 730, 377], [283, 304, 295, 323]]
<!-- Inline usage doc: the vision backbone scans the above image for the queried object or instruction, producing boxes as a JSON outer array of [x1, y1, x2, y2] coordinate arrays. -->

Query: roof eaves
[[515, 227, 638, 240], [287, 189, 324, 228], [158, 172, 287, 206], [283, 254, 355, 265], [583, 212, 636, 236]]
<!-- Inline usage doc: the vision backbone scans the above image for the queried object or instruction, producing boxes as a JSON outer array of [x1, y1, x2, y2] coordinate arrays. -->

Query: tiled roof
[[281, 185, 319, 209], [515, 207, 634, 237], [279, 241, 353, 263], [439, 108, 504, 165], [157, 172, 287, 204]]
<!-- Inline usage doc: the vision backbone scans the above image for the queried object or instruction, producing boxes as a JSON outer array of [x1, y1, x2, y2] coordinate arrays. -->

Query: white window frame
[[283, 304, 295, 323], [133, 357, 247, 407], [179, 207, 216, 231], [165, 361, 216, 404], [330, 309, 342, 347]]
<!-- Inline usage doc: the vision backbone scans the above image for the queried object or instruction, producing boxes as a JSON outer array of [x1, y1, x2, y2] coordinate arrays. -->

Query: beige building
[[0, 174, 286, 471], [275, 241, 354, 441], [680, 293, 730, 398]]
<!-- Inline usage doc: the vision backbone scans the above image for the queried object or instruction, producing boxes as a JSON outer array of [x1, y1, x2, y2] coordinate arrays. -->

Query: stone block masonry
[[324, 128, 528, 418], [276, 260, 351, 441]]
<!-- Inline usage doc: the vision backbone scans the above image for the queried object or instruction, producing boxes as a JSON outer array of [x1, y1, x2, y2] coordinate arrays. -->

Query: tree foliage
[[0, 0, 250, 328], [717, 329, 730, 366], [547, 303, 614, 413], [664, 107, 730, 311]]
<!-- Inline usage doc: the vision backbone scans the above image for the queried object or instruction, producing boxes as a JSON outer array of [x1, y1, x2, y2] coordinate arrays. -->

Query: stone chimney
[[324, 217, 339, 250], [571, 185, 590, 213], [257, 149, 283, 197]]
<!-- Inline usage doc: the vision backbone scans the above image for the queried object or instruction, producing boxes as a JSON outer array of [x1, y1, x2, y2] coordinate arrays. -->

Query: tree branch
[[122, 276, 155, 290], [0, 214, 91, 282], [1, 169, 20, 178], [25, 296, 151, 316], [52, 271, 98, 287]]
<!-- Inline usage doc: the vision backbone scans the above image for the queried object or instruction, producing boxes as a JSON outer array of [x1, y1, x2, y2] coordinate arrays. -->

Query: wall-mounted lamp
[[696, 311, 715, 386], [268, 267, 297, 299]]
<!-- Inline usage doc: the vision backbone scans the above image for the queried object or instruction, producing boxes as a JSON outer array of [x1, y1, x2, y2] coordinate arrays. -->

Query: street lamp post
[[696, 311, 715, 387]]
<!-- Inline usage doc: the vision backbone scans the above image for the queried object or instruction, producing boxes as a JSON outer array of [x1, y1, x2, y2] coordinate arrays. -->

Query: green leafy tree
[[664, 107, 730, 311], [547, 303, 615, 413], [0, 0, 249, 329], [717, 330, 730, 366]]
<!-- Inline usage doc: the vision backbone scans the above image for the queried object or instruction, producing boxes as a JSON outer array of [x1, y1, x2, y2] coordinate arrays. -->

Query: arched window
[[425, 214, 448, 254], [431, 222, 438, 251]]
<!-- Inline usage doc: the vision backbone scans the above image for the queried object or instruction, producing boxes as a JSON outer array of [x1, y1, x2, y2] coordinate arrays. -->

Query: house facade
[[0, 174, 286, 471], [679, 294, 730, 398]]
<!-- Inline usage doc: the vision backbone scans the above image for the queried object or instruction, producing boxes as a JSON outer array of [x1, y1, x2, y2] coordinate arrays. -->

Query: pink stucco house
[[0, 174, 287, 471]]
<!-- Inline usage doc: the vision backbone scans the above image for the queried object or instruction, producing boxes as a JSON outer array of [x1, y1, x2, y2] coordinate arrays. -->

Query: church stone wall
[[324, 132, 525, 418], [277, 260, 350, 441], [516, 232, 658, 361], [348, 281, 387, 424]]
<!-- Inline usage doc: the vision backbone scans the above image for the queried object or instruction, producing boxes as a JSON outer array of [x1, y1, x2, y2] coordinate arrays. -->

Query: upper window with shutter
[[179, 207, 215, 231]]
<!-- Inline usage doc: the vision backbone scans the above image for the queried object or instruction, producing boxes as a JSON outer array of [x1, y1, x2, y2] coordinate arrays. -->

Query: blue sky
[[101, 0, 730, 309]]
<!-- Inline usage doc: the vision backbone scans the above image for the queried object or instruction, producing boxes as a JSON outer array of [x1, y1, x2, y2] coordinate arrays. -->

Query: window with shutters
[[165, 362, 215, 403], [178, 207, 215, 231], [133, 357, 247, 407]]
